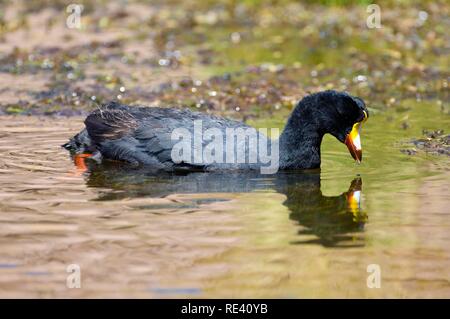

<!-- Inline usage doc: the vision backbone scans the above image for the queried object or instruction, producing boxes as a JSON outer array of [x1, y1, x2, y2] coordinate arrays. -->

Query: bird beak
[[345, 111, 367, 163], [345, 122, 362, 162]]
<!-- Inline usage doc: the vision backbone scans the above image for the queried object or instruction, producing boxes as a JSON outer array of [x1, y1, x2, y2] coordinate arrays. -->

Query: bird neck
[[278, 112, 324, 170]]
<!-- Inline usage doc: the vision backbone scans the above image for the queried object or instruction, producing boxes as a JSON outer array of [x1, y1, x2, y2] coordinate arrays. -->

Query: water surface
[[0, 103, 449, 298]]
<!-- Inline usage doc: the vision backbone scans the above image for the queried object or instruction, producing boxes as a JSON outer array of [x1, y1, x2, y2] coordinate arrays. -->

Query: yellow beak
[[345, 111, 367, 163]]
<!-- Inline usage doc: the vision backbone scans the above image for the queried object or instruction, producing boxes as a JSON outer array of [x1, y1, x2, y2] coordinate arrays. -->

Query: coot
[[63, 90, 368, 172]]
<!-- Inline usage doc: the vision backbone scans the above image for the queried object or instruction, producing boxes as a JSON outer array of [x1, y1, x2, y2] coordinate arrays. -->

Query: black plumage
[[63, 90, 368, 171]]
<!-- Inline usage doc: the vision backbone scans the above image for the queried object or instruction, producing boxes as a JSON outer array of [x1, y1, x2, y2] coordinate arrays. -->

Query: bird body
[[64, 90, 369, 172]]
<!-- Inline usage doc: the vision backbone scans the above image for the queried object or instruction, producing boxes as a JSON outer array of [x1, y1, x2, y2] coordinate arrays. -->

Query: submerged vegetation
[[401, 129, 450, 156]]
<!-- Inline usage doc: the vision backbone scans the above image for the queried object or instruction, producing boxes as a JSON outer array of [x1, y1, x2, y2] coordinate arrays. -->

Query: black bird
[[63, 90, 368, 171]]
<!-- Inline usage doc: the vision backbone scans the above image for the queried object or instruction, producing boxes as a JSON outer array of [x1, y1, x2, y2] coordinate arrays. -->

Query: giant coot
[[63, 90, 368, 172]]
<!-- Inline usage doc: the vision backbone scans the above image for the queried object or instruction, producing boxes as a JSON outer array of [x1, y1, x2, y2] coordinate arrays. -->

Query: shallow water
[[0, 101, 449, 298]]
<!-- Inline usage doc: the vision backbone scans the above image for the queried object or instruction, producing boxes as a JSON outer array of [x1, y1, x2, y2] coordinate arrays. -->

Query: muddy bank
[[0, 1, 448, 120]]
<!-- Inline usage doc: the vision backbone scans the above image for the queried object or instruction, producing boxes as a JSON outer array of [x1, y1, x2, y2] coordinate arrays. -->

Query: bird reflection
[[81, 160, 367, 247], [280, 176, 366, 247]]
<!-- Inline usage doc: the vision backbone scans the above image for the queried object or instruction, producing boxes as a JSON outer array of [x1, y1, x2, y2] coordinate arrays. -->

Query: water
[[0, 101, 449, 298]]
